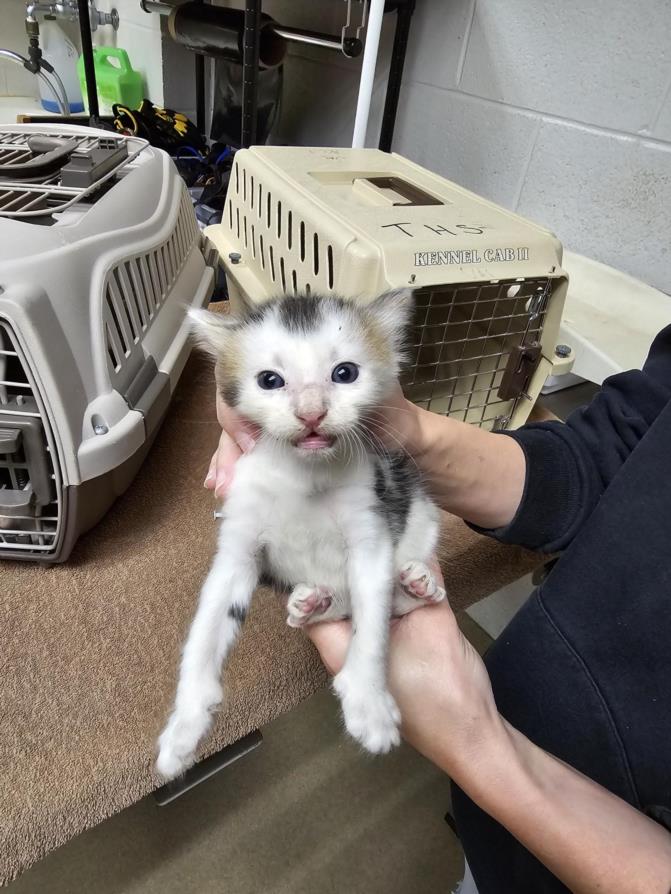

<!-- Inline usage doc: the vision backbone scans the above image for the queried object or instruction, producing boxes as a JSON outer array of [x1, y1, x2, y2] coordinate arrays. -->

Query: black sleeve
[[478, 324, 671, 552]]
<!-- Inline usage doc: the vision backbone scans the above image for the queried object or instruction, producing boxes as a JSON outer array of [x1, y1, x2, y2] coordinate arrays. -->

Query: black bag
[[210, 59, 283, 147]]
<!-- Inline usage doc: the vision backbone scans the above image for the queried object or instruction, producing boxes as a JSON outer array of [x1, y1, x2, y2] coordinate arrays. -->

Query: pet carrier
[[0, 124, 214, 562], [204, 147, 572, 429]]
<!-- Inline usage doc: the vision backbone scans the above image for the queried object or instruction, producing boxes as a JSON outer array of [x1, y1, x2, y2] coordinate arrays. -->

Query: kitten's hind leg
[[334, 514, 401, 754], [393, 560, 446, 615], [156, 526, 259, 780], [285, 584, 352, 627], [392, 495, 445, 616], [286, 584, 334, 627]]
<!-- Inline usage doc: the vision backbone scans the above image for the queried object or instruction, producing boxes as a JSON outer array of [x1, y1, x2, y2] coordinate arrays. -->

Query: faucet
[[25, 1, 119, 31], [18, 0, 117, 115]]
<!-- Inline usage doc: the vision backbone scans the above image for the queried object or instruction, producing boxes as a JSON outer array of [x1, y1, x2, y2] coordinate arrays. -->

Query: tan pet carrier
[[205, 147, 572, 430]]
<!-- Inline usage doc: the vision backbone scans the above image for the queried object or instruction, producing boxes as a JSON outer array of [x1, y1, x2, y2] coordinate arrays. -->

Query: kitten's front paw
[[156, 710, 210, 779], [333, 671, 401, 754], [286, 584, 334, 627], [155, 687, 221, 779], [399, 561, 446, 604]]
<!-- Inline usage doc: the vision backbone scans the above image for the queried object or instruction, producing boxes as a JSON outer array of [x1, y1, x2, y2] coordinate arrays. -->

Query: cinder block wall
[[271, 0, 671, 294], [393, 0, 671, 293]]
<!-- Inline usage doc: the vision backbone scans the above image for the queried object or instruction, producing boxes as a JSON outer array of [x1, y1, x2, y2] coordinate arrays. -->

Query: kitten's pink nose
[[296, 411, 327, 430]]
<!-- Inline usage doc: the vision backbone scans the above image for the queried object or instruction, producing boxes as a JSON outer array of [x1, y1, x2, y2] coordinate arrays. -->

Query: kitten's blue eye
[[332, 362, 359, 384], [257, 370, 285, 390]]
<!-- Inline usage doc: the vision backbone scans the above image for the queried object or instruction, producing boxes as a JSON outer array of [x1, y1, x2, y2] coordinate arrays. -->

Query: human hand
[[307, 591, 503, 775], [204, 393, 258, 498]]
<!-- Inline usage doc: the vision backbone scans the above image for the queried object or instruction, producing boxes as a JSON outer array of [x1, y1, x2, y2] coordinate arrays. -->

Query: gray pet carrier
[[0, 124, 214, 562]]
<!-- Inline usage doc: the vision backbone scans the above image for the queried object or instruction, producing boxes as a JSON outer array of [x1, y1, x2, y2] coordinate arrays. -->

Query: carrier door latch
[[0, 426, 21, 453], [497, 341, 542, 402], [0, 414, 52, 517]]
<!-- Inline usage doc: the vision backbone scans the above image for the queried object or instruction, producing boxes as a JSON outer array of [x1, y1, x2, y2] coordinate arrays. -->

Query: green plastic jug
[[77, 47, 144, 115]]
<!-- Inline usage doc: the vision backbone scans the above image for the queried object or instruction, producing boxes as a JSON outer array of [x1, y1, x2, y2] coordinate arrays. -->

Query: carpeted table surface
[[0, 347, 545, 886]]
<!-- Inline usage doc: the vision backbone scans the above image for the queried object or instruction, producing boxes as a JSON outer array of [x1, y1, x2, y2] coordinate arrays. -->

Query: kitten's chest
[[260, 490, 349, 591]]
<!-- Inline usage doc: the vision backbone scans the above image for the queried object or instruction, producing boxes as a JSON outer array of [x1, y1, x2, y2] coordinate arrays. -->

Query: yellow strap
[[118, 107, 139, 134]]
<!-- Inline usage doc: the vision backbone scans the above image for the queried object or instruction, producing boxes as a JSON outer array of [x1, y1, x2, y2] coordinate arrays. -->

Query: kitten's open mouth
[[294, 432, 337, 451]]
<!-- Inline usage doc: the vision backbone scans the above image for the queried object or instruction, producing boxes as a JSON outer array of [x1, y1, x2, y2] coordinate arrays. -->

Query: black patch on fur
[[277, 296, 323, 332], [242, 308, 267, 327], [228, 603, 248, 624], [220, 382, 240, 407], [257, 546, 290, 593], [258, 570, 288, 592], [237, 294, 354, 335], [374, 453, 420, 541]]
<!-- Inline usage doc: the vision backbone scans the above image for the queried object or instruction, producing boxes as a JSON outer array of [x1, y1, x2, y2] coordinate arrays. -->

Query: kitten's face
[[191, 292, 412, 458]]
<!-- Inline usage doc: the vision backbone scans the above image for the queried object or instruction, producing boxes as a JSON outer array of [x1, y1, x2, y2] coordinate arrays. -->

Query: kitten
[[156, 290, 445, 779]]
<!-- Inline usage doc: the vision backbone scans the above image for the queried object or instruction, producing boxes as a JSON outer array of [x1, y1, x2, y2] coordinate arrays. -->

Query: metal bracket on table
[[153, 729, 263, 805]]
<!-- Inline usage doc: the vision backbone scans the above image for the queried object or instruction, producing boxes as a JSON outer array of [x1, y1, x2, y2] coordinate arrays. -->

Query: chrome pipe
[[25, 1, 119, 31], [0, 48, 29, 64], [141, 1, 361, 58], [46, 65, 70, 114], [39, 69, 69, 115], [273, 26, 362, 57], [140, 0, 174, 13], [0, 49, 68, 115]]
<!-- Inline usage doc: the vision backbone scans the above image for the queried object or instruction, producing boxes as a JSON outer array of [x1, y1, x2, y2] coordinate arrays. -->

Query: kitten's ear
[[188, 308, 237, 357], [366, 288, 415, 344]]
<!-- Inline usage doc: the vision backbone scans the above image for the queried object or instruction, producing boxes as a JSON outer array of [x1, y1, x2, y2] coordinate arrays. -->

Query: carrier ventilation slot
[[0, 321, 62, 554], [230, 165, 338, 295], [105, 189, 199, 374]]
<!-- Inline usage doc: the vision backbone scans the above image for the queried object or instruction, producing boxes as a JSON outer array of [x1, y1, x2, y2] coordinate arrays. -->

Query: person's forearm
[[403, 402, 526, 529], [424, 718, 671, 894]]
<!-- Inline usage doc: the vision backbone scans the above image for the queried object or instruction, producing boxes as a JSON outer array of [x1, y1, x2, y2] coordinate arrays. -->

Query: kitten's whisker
[[354, 425, 396, 467], [361, 412, 409, 438], [341, 429, 354, 464], [344, 429, 359, 465], [351, 428, 369, 463], [361, 422, 421, 472], [361, 415, 417, 453], [350, 428, 366, 464], [358, 430, 388, 459], [365, 404, 417, 417], [353, 423, 388, 459]]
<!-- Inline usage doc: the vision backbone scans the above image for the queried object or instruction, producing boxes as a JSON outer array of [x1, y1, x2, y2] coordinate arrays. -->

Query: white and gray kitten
[[156, 290, 444, 779]]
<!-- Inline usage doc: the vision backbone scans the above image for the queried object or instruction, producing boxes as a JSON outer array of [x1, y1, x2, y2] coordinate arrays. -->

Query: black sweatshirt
[[453, 324, 671, 894]]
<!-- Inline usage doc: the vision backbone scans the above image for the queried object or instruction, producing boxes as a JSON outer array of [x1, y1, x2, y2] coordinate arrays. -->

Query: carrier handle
[[1, 137, 78, 180], [355, 176, 443, 207]]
